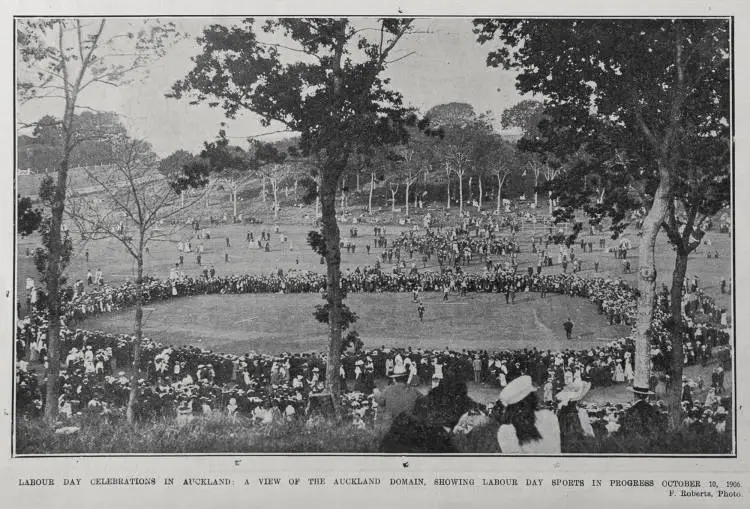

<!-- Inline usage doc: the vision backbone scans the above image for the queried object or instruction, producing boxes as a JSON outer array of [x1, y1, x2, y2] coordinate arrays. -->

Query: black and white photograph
[[11, 14, 734, 458]]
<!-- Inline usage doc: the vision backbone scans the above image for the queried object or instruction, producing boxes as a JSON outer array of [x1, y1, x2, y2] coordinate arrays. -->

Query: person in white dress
[[496, 375, 561, 454], [614, 361, 625, 383], [624, 356, 634, 383]]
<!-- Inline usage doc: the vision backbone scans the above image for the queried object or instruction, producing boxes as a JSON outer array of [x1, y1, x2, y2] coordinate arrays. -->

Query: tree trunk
[[548, 190, 553, 215], [126, 252, 144, 424], [43, 96, 77, 421], [315, 179, 320, 218], [458, 172, 464, 215], [667, 249, 689, 428], [356, 172, 360, 192], [391, 189, 397, 212], [632, 168, 672, 394], [478, 177, 483, 209], [232, 188, 238, 219], [43, 153, 71, 422], [261, 177, 266, 204], [534, 174, 539, 208], [496, 173, 504, 213], [446, 167, 451, 209], [320, 171, 344, 397], [405, 181, 411, 217], [368, 171, 374, 214], [272, 179, 279, 220]]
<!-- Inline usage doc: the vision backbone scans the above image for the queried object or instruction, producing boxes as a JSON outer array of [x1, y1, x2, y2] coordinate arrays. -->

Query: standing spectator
[[563, 318, 574, 340], [473, 356, 482, 383]]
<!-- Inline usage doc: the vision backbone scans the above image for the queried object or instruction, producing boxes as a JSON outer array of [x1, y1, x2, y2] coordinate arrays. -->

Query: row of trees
[[157, 99, 553, 222]]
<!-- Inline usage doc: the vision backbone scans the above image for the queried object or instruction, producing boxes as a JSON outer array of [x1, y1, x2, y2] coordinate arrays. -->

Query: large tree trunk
[[632, 169, 672, 394], [321, 170, 344, 398], [232, 188, 238, 219], [667, 249, 689, 428], [126, 252, 144, 424], [43, 97, 77, 421], [478, 177, 483, 209], [43, 154, 70, 422]]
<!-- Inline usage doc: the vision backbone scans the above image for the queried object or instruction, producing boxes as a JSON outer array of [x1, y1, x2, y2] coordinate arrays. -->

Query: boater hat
[[626, 386, 655, 397], [499, 375, 536, 406]]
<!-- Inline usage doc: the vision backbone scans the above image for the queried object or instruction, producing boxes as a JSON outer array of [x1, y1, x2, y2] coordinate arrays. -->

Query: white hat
[[555, 381, 591, 406], [499, 375, 536, 406]]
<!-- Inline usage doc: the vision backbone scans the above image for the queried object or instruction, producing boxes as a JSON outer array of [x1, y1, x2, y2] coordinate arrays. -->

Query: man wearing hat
[[616, 386, 666, 437], [373, 370, 423, 433]]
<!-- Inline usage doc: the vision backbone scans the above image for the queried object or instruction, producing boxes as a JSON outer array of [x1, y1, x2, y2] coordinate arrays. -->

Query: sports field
[[16, 217, 732, 312], [83, 292, 632, 355]]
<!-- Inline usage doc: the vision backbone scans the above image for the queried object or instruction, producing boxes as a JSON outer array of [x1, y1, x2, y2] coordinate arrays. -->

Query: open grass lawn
[[16, 217, 732, 311], [83, 293, 631, 356]]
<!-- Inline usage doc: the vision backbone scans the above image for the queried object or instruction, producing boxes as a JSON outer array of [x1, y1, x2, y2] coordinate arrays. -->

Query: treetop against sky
[[16, 17, 529, 158]]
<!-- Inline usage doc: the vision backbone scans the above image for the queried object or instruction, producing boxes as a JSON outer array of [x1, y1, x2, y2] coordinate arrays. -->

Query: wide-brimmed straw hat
[[499, 375, 535, 406], [556, 380, 592, 406], [626, 386, 655, 397]]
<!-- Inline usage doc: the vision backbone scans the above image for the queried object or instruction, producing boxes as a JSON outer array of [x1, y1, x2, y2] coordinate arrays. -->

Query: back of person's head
[[501, 392, 542, 445]]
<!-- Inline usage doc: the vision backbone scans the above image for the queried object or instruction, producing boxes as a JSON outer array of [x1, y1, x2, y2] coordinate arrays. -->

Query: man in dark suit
[[563, 318, 574, 340], [374, 371, 423, 433]]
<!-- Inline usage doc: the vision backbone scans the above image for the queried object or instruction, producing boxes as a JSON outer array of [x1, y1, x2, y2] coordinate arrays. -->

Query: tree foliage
[[500, 99, 545, 140], [474, 18, 730, 420], [17, 195, 43, 236], [474, 19, 729, 233]]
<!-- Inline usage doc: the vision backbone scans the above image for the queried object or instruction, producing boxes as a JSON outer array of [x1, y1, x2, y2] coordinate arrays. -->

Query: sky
[[17, 17, 529, 158]]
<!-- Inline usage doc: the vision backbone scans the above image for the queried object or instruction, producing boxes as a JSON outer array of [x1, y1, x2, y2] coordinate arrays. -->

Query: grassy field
[[83, 293, 631, 355], [15, 411, 731, 454], [16, 216, 732, 311]]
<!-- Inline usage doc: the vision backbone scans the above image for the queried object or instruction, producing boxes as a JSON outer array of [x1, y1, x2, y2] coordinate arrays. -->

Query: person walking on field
[[417, 301, 425, 322], [563, 318, 574, 340]]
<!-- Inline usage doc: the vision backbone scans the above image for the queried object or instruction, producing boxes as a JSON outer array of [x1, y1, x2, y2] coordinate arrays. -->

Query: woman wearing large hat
[[496, 375, 561, 454]]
